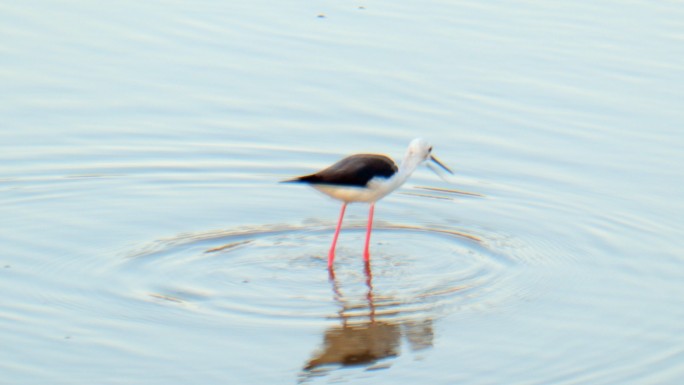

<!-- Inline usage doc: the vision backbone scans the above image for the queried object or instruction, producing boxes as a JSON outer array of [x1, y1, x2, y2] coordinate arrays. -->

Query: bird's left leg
[[363, 202, 375, 262], [328, 202, 347, 269]]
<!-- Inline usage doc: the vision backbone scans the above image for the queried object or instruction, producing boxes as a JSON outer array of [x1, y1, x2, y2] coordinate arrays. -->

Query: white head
[[406, 138, 433, 161], [401, 138, 453, 175]]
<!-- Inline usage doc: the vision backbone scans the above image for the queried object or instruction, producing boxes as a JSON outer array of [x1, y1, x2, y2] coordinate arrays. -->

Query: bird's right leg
[[328, 202, 347, 269]]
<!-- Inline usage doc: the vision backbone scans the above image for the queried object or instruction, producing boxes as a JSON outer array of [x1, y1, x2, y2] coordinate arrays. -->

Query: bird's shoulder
[[332, 153, 397, 173]]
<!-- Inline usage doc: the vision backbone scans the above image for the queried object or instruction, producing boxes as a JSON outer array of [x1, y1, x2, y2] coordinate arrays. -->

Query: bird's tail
[[280, 174, 319, 184], [279, 177, 305, 183]]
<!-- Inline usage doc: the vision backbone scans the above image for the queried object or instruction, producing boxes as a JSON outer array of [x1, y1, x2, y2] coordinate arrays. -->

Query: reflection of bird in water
[[283, 138, 453, 269], [300, 264, 434, 381]]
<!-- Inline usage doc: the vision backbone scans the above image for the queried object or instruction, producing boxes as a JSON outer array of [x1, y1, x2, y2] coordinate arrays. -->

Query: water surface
[[1, 1, 683, 384]]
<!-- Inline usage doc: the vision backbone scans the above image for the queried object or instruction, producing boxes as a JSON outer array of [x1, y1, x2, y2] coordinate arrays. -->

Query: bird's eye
[[428, 146, 433, 152]]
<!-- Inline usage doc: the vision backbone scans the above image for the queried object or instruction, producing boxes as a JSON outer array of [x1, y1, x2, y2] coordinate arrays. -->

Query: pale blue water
[[2, 1, 684, 384]]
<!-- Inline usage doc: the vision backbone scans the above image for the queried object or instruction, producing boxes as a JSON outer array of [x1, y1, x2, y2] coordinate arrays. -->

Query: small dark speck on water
[[317, 13, 325, 18], [242, 280, 249, 284], [359, 6, 366, 9], [4, 265, 9, 268]]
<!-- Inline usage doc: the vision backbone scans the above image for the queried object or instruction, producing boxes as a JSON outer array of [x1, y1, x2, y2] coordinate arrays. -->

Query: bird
[[283, 138, 453, 269]]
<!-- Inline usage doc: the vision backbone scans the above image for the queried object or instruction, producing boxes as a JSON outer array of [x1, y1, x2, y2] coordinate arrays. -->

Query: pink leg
[[328, 203, 347, 269], [363, 203, 375, 263]]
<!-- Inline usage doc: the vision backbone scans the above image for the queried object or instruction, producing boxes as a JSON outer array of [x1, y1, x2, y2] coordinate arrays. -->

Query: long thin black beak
[[429, 155, 453, 174]]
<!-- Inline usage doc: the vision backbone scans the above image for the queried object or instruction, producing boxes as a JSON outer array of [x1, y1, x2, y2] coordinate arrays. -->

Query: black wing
[[286, 154, 397, 187]]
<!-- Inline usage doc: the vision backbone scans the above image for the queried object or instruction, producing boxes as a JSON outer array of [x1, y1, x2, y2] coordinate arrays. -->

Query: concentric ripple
[[115, 223, 521, 325]]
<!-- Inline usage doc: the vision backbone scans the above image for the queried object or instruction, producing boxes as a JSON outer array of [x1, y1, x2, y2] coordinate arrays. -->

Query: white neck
[[394, 151, 423, 185]]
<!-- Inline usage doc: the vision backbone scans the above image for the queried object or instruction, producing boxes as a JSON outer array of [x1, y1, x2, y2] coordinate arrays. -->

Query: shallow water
[[2, 1, 684, 384]]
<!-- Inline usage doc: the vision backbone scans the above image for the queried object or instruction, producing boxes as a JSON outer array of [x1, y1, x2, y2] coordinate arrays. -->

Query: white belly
[[311, 178, 400, 203]]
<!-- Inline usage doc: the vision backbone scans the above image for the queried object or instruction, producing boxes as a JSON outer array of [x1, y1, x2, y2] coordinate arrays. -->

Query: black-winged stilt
[[283, 138, 453, 268]]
